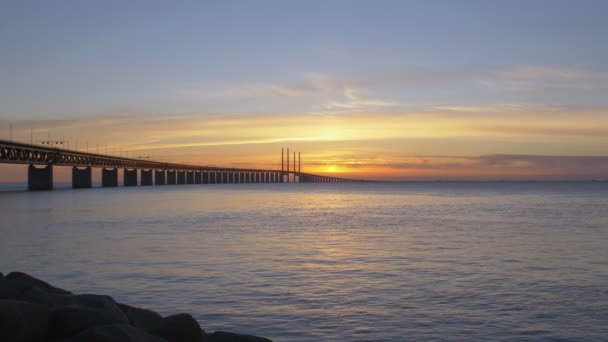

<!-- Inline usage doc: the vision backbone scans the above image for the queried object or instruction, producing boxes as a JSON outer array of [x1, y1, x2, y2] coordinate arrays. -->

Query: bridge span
[[0, 139, 365, 190]]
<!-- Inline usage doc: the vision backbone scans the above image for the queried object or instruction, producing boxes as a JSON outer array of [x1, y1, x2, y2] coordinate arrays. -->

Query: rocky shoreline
[[0, 271, 272, 342]]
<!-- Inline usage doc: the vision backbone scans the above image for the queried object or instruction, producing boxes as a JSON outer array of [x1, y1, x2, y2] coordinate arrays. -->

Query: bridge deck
[[0, 139, 365, 183]]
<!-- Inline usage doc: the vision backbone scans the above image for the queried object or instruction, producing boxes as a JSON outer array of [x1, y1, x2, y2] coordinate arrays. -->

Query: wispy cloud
[[302, 154, 608, 180], [311, 87, 399, 114]]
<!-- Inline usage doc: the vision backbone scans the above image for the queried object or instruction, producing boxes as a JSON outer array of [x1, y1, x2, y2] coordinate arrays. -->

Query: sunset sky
[[1, 1, 608, 181]]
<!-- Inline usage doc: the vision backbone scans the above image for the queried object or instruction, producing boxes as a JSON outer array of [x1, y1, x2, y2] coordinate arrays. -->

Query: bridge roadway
[[0, 139, 364, 190]]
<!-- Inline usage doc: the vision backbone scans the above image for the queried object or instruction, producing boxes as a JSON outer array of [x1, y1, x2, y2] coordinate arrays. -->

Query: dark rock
[[0, 300, 51, 342], [22, 288, 127, 317], [6, 272, 72, 295], [50, 304, 130, 339], [20, 286, 75, 307], [118, 303, 163, 330], [149, 313, 206, 342], [66, 324, 168, 342], [209, 331, 272, 342], [0, 276, 21, 300]]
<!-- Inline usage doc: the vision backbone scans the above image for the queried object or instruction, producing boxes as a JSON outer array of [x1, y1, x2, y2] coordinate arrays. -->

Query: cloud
[[311, 87, 399, 114], [302, 154, 608, 180], [492, 66, 608, 92]]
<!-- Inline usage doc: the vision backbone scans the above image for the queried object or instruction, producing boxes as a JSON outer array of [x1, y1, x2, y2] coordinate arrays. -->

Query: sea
[[0, 182, 607, 341]]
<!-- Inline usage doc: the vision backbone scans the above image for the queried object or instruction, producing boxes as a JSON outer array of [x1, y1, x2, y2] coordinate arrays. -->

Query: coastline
[[0, 271, 271, 342]]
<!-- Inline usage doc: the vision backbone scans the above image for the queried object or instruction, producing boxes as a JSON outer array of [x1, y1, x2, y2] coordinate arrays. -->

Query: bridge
[[0, 139, 365, 190]]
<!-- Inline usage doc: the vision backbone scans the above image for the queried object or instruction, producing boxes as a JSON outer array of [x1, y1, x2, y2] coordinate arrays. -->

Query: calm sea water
[[0, 182, 607, 341]]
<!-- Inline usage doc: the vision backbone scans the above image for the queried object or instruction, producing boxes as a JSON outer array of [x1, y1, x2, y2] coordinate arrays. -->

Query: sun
[[325, 165, 339, 173]]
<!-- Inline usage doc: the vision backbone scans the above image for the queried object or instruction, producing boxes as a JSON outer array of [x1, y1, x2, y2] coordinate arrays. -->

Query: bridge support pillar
[[222, 172, 228, 184], [101, 168, 118, 187], [155, 170, 166, 185], [167, 170, 176, 185], [28, 164, 53, 191], [141, 170, 153, 186], [71, 166, 92, 189], [177, 171, 186, 184], [186, 171, 194, 184], [195, 171, 202, 184], [209, 171, 216, 184], [229, 172, 234, 184], [124, 169, 138, 186], [203, 171, 209, 184]]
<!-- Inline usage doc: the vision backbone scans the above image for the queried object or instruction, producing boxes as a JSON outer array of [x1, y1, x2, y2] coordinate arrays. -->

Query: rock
[[6, 272, 72, 295], [0, 276, 21, 300], [20, 286, 74, 306], [117, 303, 163, 330], [0, 272, 4, 279], [0, 300, 51, 342], [208, 331, 272, 342], [50, 304, 130, 339], [149, 313, 206, 342], [22, 288, 128, 318], [66, 324, 168, 342]]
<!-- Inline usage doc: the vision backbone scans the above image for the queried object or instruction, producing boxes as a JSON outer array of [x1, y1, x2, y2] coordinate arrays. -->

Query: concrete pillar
[[186, 171, 194, 184], [195, 171, 202, 184], [229, 172, 234, 184], [208, 171, 214, 184], [177, 171, 186, 184], [28, 164, 53, 190], [72, 166, 92, 189], [221, 172, 227, 184], [155, 170, 166, 185], [202, 171, 209, 184], [167, 170, 177, 185], [141, 169, 153, 186], [102, 168, 118, 187], [124, 169, 138, 186]]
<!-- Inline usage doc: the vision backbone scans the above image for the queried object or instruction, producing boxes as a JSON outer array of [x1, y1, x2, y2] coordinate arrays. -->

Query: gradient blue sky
[[1, 1, 608, 180]]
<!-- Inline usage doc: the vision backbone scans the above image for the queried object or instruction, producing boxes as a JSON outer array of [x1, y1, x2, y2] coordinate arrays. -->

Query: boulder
[[66, 324, 168, 342], [0, 276, 21, 300], [20, 286, 73, 306], [208, 331, 272, 342], [22, 288, 127, 318], [117, 303, 163, 330], [50, 304, 130, 339], [0, 299, 51, 342], [6, 272, 72, 295], [149, 313, 206, 342]]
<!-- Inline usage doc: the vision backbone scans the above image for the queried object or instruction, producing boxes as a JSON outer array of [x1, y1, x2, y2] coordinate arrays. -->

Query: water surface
[[1, 182, 607, 341]]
